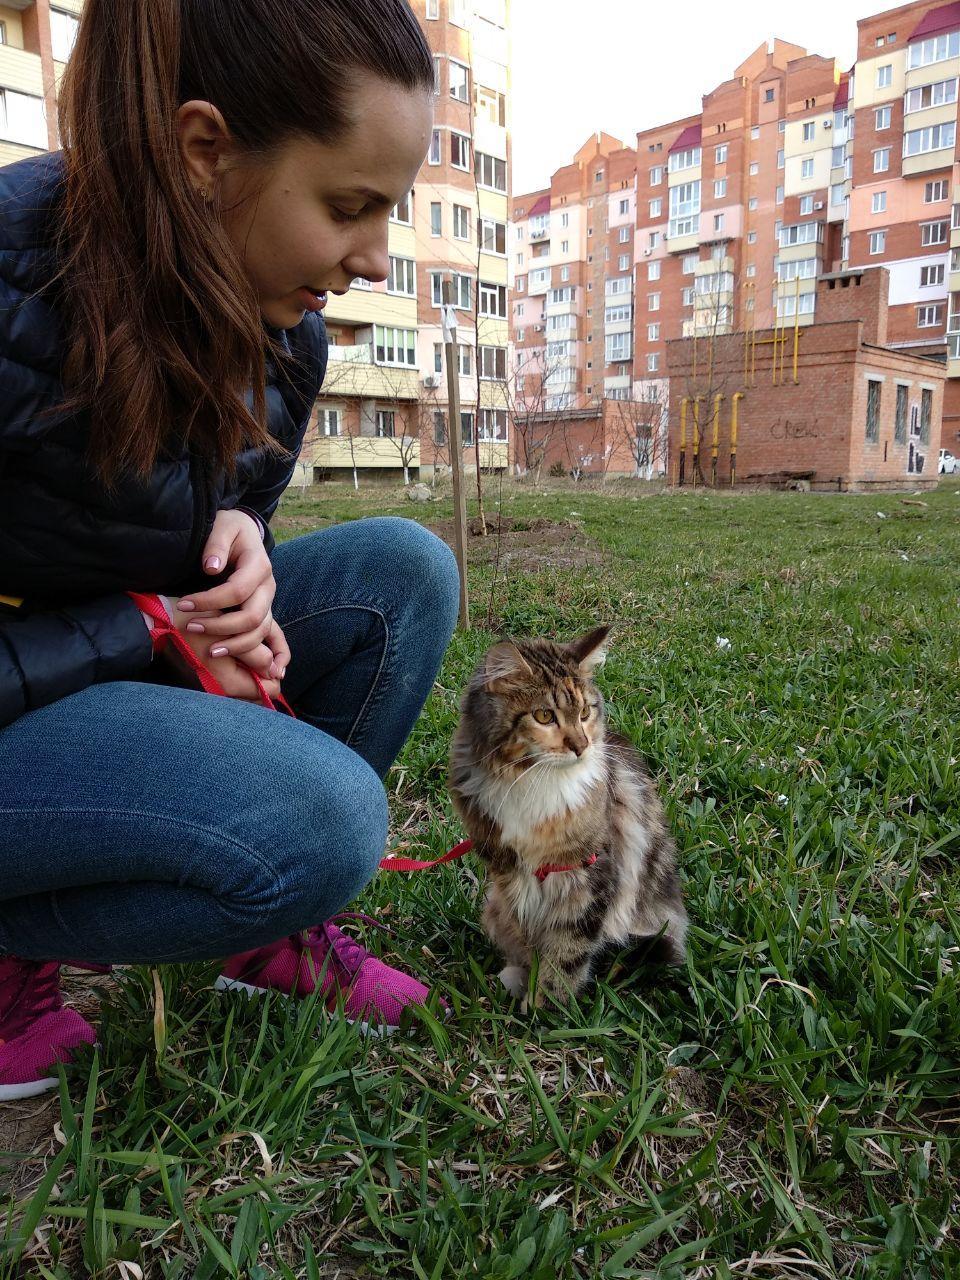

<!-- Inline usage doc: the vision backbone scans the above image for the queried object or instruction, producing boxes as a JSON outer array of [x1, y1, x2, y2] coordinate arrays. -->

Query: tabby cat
[[449, 626, 687, 1005]]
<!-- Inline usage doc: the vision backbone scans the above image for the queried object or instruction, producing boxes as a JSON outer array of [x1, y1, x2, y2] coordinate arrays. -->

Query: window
[[895, 384, 908, 443], [904, 122, 956, 155], [746, 264, 757, 277], [449, 204, 470, 241], [874, 147, 891, 172], [387, 256, 415, 296], [647, 353, 660, 372], [618, 198, 630, 216], [921, 220, 949, 245], [618, 226, 631, 245], [669, 146, 701, 173], [0, 20, 6, 44], [479, 410, 508, 442], [432, 55, 442, 94], [831, 182, 846, 206], [650, 165, 663, 184], [449, 60, 469, 102], [832, 144, 845, 167], [605, 332, 631, 362], [479, 346, 507, 380], [433, 411, 446, 447], [682, 253, 698, 274], [714, 212, 725, 232], [876, 64, 893, 89], [476, 85, 507, 127], [778, 149, 785, 169], [777, 257, 817, 281], [604, 304, 631, 323], [318, 408, 341, 437], [451, 132, 471, 170], [374, 326, 417, 367], [765, 87, 775, 102], [917, 304, 942, 327], [605, 276, 631, 297], [801, 158, 815, 180], [925, 179, 949, 202], [460, 412, 475, 447], [682, 286, 695, 306], [908, 31, 960, 69], [619, 254, 631, 271], [429, 129, 441, 165], [352, 276, 372, 290], [430, 202, 442, 236], [872, 191, 887, 214], [647, 323, 660, 340], [647, 260, 661, 280], [0, 89, 47, 148], [802, 121, 816, 142], [920, 263, 945, 286], [561, 265, 570, 281], [476, 151, 507, 191], [433, 343, 443, 374], [800, 195, 814, 215], [561, 212, 569, 228], [515, 302, 525, 318], [458, 345, 472, 377], [751, 126, 760, 140], [376, 410, 396, 439], [479, 218, 506, 255], [649, 231, 660, 249], [714, 178, 727, 198], [780, 222, 822, 247], [749, 197, 759, 211], [905, 78, 958, 113], [921, 388, 933, 444], [777, 293, 815, 318], [515, 275, 525, 293], [750, 162, 760, 176], [865, 380, 881, 443], [876, 105, 892, 129], [715, 144, 728, 164], [426, 0, 439, 15], [452, 273, 473, 309], [49, 8, 80, 62], [649, 197, 663, 219], [869, 230, 887, 254], [648, 292, 661, 311], [479, 282, 507, 317]]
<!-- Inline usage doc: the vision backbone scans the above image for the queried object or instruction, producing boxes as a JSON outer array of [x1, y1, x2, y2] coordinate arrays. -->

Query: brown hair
[[56, 0, 434, 484]]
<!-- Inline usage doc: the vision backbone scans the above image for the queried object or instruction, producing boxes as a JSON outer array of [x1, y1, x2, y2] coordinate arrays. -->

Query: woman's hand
[[158, 598, 283, 703], [174, 509, 290, 679]]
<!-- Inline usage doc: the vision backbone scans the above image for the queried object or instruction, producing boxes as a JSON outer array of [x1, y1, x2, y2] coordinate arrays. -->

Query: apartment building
[[512, 1, 960, 470], [0, 0, 78, 165], [316, 0, 512, 483]]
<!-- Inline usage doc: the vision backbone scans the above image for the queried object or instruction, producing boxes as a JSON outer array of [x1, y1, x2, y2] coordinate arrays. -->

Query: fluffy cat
[[449, 626, 687, 1005]]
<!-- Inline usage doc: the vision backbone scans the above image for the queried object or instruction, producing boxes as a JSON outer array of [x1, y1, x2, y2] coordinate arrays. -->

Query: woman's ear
[[176, 100, 233, 196]]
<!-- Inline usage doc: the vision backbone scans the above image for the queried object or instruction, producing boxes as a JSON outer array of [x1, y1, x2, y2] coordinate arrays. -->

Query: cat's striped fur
[[449, 627, 687, 1004]]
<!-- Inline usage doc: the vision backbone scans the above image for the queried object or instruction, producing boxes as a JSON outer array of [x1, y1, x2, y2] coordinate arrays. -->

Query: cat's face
[[468, 626, 611, 769]]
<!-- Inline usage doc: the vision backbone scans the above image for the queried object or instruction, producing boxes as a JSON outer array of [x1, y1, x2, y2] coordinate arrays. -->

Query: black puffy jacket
[[0, 152, 327, 728]]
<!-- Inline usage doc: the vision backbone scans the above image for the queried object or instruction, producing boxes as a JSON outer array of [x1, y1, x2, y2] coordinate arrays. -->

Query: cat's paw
[[499, 965, 529, 999]]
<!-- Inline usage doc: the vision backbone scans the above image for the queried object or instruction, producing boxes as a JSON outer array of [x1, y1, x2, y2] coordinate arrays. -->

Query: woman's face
[[182, 76, 433, 330]]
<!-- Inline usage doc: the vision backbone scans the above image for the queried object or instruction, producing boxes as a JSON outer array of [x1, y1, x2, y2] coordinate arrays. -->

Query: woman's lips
[[297, 288, 328, 312]]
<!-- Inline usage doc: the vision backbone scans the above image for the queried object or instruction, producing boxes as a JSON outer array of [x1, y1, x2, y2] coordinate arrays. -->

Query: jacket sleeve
[[0, 594, 153, 728]]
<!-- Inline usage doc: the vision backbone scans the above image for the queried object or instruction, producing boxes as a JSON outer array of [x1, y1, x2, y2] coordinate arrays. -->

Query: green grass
[[3, 479, 959, 1279]]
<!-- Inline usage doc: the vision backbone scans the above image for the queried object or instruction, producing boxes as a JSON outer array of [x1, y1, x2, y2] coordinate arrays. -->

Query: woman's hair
[[56, 0, 434, 485]]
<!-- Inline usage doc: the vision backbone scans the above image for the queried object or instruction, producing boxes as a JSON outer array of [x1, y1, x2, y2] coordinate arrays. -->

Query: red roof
[[909, 2, 960, 42], [834, 74, 850, 109], [668, 124, 702, 154], [527, 194, 551, 218]]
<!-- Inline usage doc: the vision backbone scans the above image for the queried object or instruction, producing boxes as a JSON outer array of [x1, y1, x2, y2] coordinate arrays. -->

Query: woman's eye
[[580, 705, 591, 721], [332, 208, 363, 223], [532, 709, 555, 725]]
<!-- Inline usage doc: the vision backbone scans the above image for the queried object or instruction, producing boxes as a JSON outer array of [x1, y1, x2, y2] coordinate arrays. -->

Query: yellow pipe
[[711, 392, 723, 487], [793, 273, 801, 384], [731, 391, 743, 486]]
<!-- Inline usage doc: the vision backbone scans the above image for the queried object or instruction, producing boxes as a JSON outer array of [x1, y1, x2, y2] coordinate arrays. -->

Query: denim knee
[[370, 517, 460, 631]]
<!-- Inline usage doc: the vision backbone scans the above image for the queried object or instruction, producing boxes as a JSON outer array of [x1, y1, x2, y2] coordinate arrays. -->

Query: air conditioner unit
[[814, 201, 824, 210], [422, 374, 442, 389], [534, 324, 546, 332], [824, 120, 833, 129], [643, 248, 653, 256]]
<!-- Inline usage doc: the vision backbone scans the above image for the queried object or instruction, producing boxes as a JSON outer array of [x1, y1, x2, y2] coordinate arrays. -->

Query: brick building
[[666, 267, 945, 489], [0, 2, 78, 165]]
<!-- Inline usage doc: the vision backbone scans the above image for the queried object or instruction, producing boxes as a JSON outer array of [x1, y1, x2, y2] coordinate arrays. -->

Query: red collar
[[379, 839, 598, 884]]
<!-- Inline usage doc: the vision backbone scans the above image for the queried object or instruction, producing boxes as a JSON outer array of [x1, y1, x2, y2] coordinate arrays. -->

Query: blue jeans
[[0, 518, 460, 964]]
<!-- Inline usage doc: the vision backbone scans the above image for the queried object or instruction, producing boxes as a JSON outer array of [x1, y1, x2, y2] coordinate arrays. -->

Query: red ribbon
[[379, 839, 597, 882], [128, 591, 294, 716]]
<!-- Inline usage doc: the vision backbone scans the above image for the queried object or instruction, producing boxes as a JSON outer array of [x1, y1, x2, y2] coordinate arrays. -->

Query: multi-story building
[[513, 3, 960, 468], [316, 0, 512, 483], [0, 1, 78, 165]]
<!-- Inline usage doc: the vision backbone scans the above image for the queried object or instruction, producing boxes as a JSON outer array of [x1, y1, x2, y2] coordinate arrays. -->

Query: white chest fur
[[461, 749, 605, 849]]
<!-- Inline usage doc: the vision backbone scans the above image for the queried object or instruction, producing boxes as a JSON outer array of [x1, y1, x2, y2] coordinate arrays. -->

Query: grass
[[2, 477, 959, 1279]]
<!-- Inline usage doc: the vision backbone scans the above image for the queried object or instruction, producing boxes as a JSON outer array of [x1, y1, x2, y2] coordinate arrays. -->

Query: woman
[[0, 0, 460, 1100]]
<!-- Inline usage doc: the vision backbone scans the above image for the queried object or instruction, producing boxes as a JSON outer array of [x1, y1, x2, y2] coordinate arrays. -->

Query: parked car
[[939, 449, 957, 475]]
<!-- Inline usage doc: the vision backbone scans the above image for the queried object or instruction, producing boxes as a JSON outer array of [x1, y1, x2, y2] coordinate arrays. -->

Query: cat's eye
[[532, 708, 555, 725], [580, 705, 592, 721]]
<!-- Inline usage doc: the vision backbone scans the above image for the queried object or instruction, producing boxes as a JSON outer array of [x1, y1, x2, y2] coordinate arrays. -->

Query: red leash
[[130, 593, 596, 883]]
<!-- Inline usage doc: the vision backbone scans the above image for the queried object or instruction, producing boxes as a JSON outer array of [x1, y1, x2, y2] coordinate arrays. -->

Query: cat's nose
[[565, 737, 587, 757]]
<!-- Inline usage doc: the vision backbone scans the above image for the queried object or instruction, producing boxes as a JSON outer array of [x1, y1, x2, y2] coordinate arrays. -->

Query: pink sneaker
[[0, 958, 96, 1101], [215, 918, 440, 1034]]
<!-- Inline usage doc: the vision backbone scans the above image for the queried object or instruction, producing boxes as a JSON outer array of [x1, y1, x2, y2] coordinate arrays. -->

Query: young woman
[[0, 0, 460, 1100]]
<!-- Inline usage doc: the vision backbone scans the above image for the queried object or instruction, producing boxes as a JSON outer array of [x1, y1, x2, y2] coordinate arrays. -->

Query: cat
[[449, 625, 687, 1006]]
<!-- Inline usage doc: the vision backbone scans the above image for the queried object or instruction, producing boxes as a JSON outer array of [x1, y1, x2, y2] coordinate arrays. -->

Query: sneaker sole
[[212, 974, 389, 1038], [0, 1075, 59, 1102]]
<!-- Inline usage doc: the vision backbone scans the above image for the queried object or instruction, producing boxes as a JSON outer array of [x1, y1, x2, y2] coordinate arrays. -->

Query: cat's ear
[[482, 641, 533, 693], [567, 625, 613, 673]]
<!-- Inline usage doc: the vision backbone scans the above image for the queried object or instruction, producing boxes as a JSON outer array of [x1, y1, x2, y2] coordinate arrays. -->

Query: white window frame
[[479, 281, 507, 318], [869, 230, 887, 254], [801, 158, 815, 180], [872, 191, 887, 214], [387, 256, 415, 296], [873, 147, 891, 173], [449, 59, 470, 103], [917, 303, 942, 327], [453, 203, 471, 241], [429, 129, 441, 165], [374, 326, 417, 368], [876, 64, 893, 89], [921, 220, 949, 246], [476, 151, 507, 192], [920, 262, 945, 287], [648, 292, 661, 311], [450, 131, 471, 172], [876, 105, 892, 129]]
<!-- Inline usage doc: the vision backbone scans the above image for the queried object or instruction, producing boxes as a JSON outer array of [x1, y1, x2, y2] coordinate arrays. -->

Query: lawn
[[2, 479, 958, 1279]]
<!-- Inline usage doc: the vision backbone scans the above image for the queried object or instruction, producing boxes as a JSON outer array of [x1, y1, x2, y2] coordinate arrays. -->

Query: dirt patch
[[426, 516, 607, 573]]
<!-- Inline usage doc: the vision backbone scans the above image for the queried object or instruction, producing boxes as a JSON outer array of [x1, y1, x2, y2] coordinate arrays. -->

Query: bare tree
[[605, 385, 671, 480], [509, 348, 579, 482]]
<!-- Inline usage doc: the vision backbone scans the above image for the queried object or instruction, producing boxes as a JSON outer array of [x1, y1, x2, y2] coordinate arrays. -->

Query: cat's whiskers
[[489, 757, 550, 830]]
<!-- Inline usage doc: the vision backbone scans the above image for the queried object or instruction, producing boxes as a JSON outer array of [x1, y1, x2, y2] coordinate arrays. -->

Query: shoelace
[[299, 913, 387, 982]]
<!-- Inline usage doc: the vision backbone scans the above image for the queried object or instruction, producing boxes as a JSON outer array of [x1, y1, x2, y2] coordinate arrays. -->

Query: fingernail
[[204, 556, 222, 572], [280, 667, 286, 679], [186, 622, 205, 634], [178, 600, 196, 612], [210, 645, 229, 657], [269, 663, 281, 678]]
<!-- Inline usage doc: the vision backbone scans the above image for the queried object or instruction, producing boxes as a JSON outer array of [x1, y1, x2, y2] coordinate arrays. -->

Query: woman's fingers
[[180, 582, 276, 641], [177, 551, 273, 616], [263, 620, 291, 680]]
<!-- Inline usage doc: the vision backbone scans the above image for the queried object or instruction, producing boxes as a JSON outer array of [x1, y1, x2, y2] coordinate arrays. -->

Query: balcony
[[323, 345, 420, 400], [530, 227, 550, 241], [310, 436, 421, 471], [695, 256, 734, 276]]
